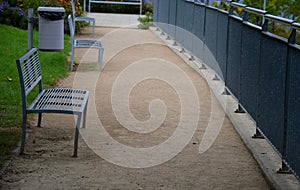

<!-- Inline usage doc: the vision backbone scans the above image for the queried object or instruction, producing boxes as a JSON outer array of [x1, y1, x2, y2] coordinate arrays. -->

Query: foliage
[[243, 0, 300, 22], [89, 1, 153, 15], [138, 11, 153, 29], [142, 2, 153, 15], [1, 0, 80, 31], [0, 1, 27, 29], [18, 0, 62, 15], [212, 0, 299, 39], [212, 1, 230, 11]]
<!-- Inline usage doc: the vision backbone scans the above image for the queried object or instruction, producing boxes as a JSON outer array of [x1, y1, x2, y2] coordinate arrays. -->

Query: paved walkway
[[0, 26, 272, 189]]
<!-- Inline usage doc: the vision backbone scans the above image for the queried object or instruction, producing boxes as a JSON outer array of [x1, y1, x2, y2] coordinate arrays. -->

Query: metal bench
[[16, 48, 89, 157], [68, 14, 104, 71], [72, 0, 96, 37], [88, 0, 142, 15]]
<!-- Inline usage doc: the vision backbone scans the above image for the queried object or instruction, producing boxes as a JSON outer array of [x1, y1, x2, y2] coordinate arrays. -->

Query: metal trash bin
[[38, 7, 65, 51]]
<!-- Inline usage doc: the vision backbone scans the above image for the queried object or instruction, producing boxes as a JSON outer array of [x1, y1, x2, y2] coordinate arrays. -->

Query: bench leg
[[92, 20, 95, 38], [20, 114, 27, 155], [140, 3, 142, 15], [99, 47, 104, 71], [71, 47, 75, 71], [73, 113, 82, 157], [82, 101, 88, 129], [37, 113, 42, 127]]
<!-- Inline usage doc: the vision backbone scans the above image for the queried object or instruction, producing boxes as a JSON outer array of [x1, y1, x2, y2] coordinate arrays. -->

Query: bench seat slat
[[75, 39, 103, 48], [28, 88, 89, 114]]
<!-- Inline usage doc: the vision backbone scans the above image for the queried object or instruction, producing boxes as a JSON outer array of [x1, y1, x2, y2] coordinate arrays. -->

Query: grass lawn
[[0, 24, 71, 168]]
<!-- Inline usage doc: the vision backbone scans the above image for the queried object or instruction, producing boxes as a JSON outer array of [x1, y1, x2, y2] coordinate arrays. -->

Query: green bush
[[138, 11, 153, 30], [0, 1, 27, 29], [88, 1, 153, 15]]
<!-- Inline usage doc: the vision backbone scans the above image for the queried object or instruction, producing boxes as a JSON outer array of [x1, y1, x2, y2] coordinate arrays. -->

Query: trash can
[[38, 7, 65, 51]]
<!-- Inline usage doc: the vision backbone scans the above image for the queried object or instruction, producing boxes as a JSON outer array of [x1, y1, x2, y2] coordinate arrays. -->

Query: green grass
[[0, 24, 71, 168]]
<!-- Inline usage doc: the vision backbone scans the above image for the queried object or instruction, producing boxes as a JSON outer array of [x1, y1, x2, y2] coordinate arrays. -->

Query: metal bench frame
[[68, 14, 104, 71], [72, 0, 96, 37], [16, 48, 89, 157], [88, 0, 143, 15]]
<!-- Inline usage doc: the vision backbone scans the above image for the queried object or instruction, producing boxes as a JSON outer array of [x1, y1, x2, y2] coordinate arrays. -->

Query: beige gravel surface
[[0, 27, 270, 190]]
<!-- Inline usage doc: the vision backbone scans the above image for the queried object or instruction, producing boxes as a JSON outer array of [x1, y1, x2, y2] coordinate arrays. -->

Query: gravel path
[[0, 27, 270, 190]]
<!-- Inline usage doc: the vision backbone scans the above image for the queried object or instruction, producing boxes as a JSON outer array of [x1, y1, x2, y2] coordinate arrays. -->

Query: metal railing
[[154, 0, 300, 180]]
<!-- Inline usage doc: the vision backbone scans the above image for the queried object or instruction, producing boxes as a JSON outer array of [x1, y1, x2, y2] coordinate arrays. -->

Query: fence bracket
[[222, 88, 230, 95], [277, 161, 292, 174], [252, 128, 264, 139], [199, 63, 207, 70], [180, 48, 186, 53], [235, 104, 246, 113], [212, 74, 220, 81], [189, 55, 195, 61]]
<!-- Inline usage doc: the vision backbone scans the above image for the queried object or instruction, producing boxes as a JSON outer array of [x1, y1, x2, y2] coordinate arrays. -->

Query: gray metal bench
[[16, 48, 89, 157], [72, 0, 96, 37], [68, 14, 104, 71], [88, 0, 142, 15]]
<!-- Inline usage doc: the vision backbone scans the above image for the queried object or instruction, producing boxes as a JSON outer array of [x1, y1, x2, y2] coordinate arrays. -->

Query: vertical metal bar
[[140, 0, 142, 15], [277, 28, 295, 174], [166, 0, 171, 40], [189, 2, 195, 61], [222, 6, 233, 94], [28, 8, 34, 51], [173, 0, 178, 46], [73, 113, 82, 157], [199, 2, 208, 69], [84, 0, 86, 13]]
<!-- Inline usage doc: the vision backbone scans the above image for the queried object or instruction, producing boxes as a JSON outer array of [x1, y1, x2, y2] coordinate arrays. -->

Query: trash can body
[[38, 7, 65, 51]]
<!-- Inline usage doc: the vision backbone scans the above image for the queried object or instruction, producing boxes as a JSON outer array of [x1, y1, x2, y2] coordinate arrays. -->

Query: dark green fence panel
[[175, 0, 186, 46], [182, 1, 194, 53], [168, 0, 178, 39], [192, 2, 206, 60], [286, 44, 300, 180], [153, 0, 159, 23], [258, 34, 287, 154], [239, 23, 262, 119], [216, 9, 229, 80], [226, 15, 243, 98], [157, 0, 169, 34]]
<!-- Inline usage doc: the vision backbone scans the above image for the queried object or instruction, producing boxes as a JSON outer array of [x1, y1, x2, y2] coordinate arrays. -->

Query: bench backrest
[[16, 48, 42, 101], [70, 0, 76, 26], [68, 15, 75, 45]]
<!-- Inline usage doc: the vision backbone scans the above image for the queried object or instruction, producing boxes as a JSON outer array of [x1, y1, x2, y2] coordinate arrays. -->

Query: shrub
[[0, 1, 71, 30], [0, 1, 27, 29], [18, 0, 84, 17], [89, 1, 153, 15], [138, 11, 153, 30]]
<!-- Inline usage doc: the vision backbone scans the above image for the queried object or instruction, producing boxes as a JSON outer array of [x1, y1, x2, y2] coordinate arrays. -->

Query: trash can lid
[[38, 7, 65, 13]]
